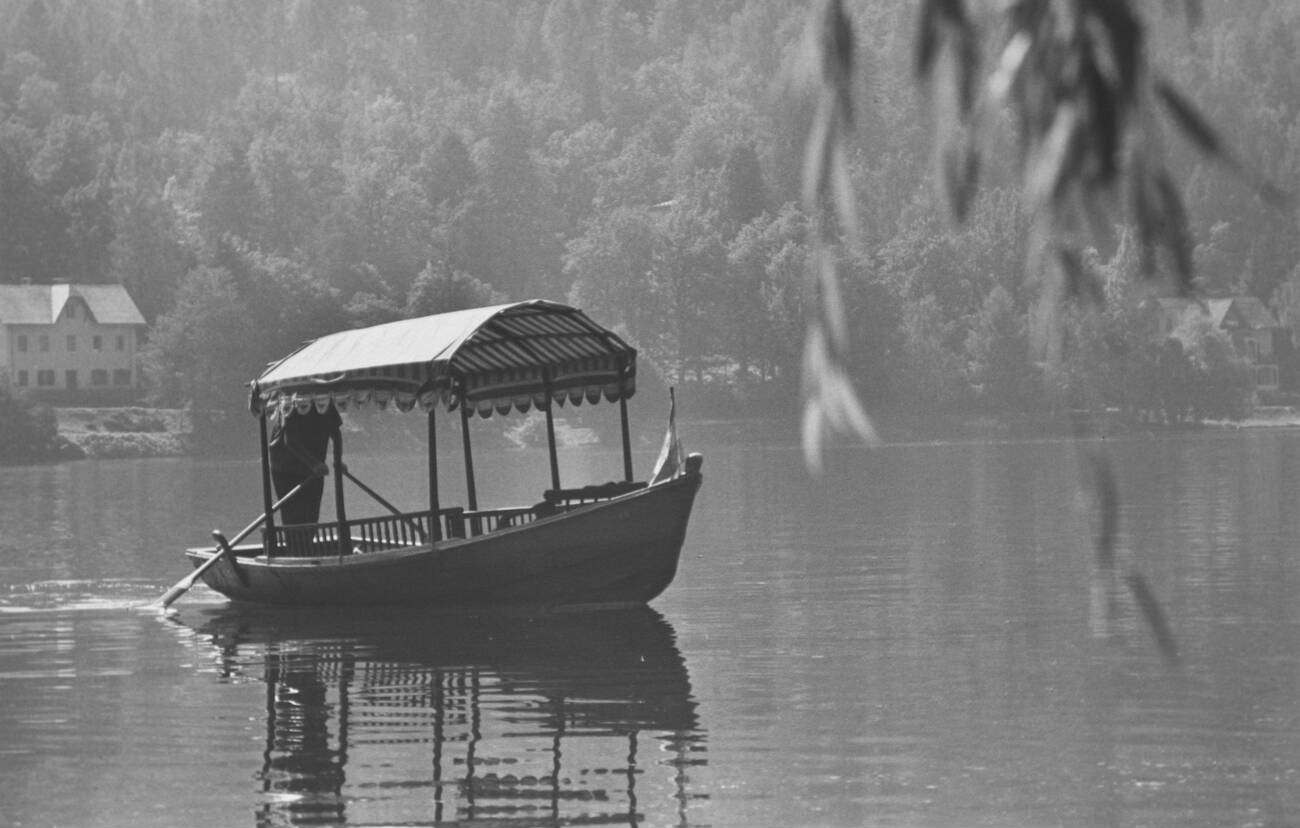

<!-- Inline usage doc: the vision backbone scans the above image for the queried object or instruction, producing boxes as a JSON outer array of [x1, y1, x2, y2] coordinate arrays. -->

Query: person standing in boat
[[268, 403, 342, 526]]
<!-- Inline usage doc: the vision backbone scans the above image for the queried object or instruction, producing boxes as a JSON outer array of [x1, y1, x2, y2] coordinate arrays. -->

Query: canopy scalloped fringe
[[267, 378, 634, 419]]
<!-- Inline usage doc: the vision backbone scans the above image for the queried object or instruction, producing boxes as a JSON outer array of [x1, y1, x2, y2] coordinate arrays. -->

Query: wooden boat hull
[[186, 470, 701, 608]]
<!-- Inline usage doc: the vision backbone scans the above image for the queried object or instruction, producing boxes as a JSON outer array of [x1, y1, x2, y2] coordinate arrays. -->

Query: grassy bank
[[55, 407, 191, 459]]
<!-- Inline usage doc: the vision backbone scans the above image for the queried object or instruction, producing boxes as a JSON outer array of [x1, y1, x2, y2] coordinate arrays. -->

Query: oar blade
[[155, 577, 197, 610]]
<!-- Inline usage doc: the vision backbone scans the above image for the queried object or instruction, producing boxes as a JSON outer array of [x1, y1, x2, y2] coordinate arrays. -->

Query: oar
[[341, 468, 428, 542], [151, 482, 306, 609]]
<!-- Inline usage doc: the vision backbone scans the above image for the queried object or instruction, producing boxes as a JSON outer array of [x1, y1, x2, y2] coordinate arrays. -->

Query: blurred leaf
[[1155, 76, 1293, 209], [1026, 104, 1081, 209], [801, 97, 833, 212], [1084, 0, 1143, 102], [915, 0, 970, 81], [1081, 53, 1120, 185], [1057, 246, 1103, 307], [1152, 170, 1194, 291], [1126, 572, 1181, 665], [987, 30, 1031, 106], [798, 0, 876, 473], [1083, 446, 1118, 570], [1154, 78, 1224, 160], [915, 0, 941, 80], [828, 139, 858, 245], [1128, 157, 1159, 277], [819, 0, 856, 127], [941, 138, 980, 223], [800, 325, 879, 474]]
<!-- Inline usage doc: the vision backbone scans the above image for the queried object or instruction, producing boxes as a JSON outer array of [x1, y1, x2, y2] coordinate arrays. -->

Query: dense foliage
[[1, 0, 1295, 429], [0, 383, 64, 461]]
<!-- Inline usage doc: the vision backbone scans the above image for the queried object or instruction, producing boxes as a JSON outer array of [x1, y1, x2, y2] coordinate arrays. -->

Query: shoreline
[[54, 407, 192, 459], [37, 403, 1300, 463]]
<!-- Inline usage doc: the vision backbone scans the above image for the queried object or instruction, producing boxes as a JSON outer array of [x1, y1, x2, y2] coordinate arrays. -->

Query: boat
[[175, 299, 703, 608]]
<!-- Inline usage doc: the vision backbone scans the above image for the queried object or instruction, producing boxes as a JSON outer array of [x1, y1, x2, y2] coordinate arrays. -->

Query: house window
[[16, 370, 28, 386], [16, 335, 27, 352], [39, 335, 49, 352], [67, 335, 77, 352], [92, 335, 102, 350], [37, 369, 55, 387], [65, 369, 77, 390], [91, 369, 108, 386], [116, 335, 125, 351], [112, 369, 133, 386]]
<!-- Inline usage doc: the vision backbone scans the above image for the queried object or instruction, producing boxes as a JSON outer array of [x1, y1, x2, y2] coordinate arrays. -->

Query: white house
[[0, 283, 148, 399]]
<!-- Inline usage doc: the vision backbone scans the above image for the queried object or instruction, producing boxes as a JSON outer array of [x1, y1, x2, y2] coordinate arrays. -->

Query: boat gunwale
[[184, 470, 700, 571]]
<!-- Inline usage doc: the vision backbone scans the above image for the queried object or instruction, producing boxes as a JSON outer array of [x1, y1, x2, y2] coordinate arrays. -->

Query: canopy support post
[[428, 408, 441, 540], [460, 398, 477, 512], [258, 409, 277, 556], [332, 429, 348, 557], [619, 392, 633, 484], [543, 371, 561, 492]]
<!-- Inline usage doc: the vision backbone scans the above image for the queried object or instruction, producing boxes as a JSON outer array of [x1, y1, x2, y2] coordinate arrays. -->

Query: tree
[[565, 205, 663, 358], [0, 384, 64, 463], [963, 285, 1039, 412], [406, 261, 508, 317], [463, 92, 563, 299], [654, 196, 726, 381], [897, 293, 964, 411], [725, 203, 806, 382], [140, 265, 259, 411], [107, 141, 191, 321], [718, 141, 768, 233]]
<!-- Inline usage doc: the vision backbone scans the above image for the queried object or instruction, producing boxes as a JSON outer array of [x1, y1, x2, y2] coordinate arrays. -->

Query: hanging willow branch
[[916, 0, 1287, 313], [911, 0, 1290, 665], [797, 0, 1292, 663], [798, 0, 880, 474]]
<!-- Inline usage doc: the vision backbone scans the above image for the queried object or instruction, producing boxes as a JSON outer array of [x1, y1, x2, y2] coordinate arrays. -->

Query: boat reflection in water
[[186, 606, 706, 826]]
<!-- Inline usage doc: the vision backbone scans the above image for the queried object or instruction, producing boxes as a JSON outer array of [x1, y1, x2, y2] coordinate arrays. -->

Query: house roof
[[1221, 296, 1277, 330], [1151, 296, 1278, 331], [0, 283, 146, 326]]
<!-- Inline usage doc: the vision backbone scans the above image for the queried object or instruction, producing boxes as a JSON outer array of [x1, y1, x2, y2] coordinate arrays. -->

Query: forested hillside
[[2, 1, 1297, 429]]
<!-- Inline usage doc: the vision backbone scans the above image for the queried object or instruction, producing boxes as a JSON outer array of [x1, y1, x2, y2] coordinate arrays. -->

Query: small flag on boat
[[650, 387, 684, 484]]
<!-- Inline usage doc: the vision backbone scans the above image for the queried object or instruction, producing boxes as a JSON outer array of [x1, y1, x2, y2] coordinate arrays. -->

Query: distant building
[[0, 283, 148, 401], [1146, 296, 1280, 391]]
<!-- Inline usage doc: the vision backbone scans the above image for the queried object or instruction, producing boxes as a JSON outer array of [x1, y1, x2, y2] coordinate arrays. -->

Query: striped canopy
[[253, 301, 636, 418]]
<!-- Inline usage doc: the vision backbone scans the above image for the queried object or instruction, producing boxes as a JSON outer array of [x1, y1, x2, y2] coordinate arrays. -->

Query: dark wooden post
[[258, 408, 277, 557], [619, 391, 633, 483], [621, 358, 637, 480], [543, 371, 561, 492], [428, 408, 441, 540], [332, 428, 348, 556], [460, 397, 477, 512]]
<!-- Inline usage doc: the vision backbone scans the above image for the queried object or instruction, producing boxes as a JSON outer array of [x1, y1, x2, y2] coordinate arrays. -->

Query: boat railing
[[451, 506, 538, 538], [266, 508, 464, 557], [446, 482, 649, 538], [264, 481, 652, 555]]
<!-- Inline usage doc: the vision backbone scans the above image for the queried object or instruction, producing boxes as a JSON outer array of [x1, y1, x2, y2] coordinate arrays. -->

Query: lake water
[[3, 420, 1300, 827]]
